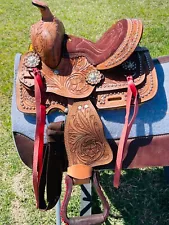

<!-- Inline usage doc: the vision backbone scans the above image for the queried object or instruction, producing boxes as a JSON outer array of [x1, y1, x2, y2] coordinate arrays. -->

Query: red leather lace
[[32, 68, 46, 208], [114, 75, 138, 188]]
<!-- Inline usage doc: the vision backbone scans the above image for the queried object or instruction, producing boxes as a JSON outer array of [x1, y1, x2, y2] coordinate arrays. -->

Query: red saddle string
[[32, 68, 46, 208], [113, 76, 138, 188]]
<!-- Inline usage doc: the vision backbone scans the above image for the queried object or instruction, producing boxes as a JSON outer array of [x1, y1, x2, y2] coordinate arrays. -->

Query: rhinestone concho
[[122, 60, 137, 71], [24, 52, 40, 68], [86, 70, 103, 85]]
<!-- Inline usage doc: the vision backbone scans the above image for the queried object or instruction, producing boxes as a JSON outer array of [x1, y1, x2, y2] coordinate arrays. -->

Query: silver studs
[[78, 105, 82, 110], [84, 104, 89, 109], [64, 107, 69, 114], [63, 108, 68, 114]]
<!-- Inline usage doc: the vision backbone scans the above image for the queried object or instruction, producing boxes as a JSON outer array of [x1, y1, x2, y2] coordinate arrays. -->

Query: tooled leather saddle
[[13, 0, 158, 224]]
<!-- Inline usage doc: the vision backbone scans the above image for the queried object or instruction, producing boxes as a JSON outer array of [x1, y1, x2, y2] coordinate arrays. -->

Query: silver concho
[[24, 52, 40, 68], [86, 70, 103, 85], [122, 60, 137, 71]]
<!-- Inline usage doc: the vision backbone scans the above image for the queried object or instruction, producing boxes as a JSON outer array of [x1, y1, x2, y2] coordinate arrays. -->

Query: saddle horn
[[31, 0, 65, 68], [32, 0, 53, 21]]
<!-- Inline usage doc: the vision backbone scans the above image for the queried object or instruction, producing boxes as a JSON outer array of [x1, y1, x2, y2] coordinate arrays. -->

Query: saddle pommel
[[32, 0, 53, 21], [31, 0, 65, 68]]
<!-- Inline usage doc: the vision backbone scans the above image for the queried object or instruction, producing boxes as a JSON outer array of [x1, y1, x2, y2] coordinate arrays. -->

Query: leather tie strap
[[32, 68, 46, 209], [114, 75, 138, 188]]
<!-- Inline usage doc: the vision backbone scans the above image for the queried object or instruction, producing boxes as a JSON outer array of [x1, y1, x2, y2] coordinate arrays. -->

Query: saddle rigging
[[13, 0, 158, 224]]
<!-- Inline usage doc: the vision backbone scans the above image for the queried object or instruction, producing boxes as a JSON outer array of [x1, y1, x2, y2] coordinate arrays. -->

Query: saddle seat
[[31, 1, 143, 70], [64, 19, 143, 70]]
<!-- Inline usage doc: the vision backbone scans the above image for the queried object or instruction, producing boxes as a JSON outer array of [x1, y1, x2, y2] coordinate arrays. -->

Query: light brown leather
[[67, 164, 92, 180], [16, 54, 96, 114], [31, 0, 65, 69], [16, 47, 158, 114], [64, 100, 113, 179], [95, 47, 158, 109], [16, 0, 157, 115]]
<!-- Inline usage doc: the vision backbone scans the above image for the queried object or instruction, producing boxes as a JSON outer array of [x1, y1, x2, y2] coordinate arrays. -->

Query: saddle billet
[[12, 0, 159, 224]]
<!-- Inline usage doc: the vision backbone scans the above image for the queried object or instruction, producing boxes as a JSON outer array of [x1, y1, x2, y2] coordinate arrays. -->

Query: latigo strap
[[114, 75, 138, 187], [32, 68, 46, 209]]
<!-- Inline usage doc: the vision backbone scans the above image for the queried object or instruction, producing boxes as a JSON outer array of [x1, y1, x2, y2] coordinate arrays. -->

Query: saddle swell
[[12, 0, 158, 224], [31, 0, 65, 69]]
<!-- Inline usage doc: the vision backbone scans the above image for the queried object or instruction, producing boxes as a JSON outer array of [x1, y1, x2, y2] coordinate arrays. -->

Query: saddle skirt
[[16, 47, 157, 114]]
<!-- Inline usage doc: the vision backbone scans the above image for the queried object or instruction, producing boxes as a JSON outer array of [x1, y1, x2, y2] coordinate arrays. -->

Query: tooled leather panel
[[30, 15, 65, 69], [16, 55, 96, 114], [16, 81, 67, 114], [64, 100, 113, 169], [18, 54, 95, 96], [45, 57, 96, 98], [96, 50, 146, 92], [97, 19, 143, 70], [65, 19, 128, 65], [95, 49, 158, 109]]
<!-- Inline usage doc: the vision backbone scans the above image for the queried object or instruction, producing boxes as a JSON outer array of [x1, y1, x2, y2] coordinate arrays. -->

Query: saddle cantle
[[13, 0, 158, 224]]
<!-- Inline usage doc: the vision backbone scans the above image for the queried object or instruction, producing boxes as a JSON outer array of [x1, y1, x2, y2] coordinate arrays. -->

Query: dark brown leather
[[15, 131, 169, 171], [47, 121, 65, 142], [38, 140, 66, 210], [13, 132, 33, 169], [99, 134, 169, 170], [14, 122, 67, 210], [64, 19, 143, 68], [61, 172, 110, 225]]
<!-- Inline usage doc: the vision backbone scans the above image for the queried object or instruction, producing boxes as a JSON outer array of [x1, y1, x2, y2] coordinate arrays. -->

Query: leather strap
[[38, 121, 67, 210], [32, 68, 46, 209], [114, 76, 138, 188]]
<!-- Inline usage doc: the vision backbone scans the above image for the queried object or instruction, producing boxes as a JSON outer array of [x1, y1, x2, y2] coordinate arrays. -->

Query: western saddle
[[14, 0, 158, 224]]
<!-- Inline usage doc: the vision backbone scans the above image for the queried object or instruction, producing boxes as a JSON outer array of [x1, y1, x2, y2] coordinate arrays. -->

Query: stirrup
[[61, 171, 110, 225]]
